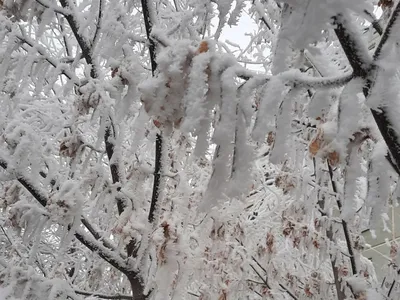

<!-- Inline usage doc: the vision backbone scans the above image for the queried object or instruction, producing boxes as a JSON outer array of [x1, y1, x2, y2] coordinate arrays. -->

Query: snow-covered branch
[[0, 157, 131, 273], [74, 290, 133, 300], [58, 0, 97, 78]]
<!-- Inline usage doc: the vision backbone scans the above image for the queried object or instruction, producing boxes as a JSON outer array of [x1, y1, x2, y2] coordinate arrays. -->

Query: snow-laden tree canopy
[[0, 0, 400, 299]]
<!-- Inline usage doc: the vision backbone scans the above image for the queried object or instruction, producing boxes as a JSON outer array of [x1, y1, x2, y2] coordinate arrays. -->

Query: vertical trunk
[[128, 273, 148, 300]]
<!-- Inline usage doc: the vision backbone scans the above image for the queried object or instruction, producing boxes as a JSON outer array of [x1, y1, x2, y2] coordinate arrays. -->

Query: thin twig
[[327, 163, 357, 276], [0, 158, 129, 274], [92, 0, 103, 46], [140, 0, 164, 224], [104, 126, 124, 215], [59, 0, 97, 78], [148, 133, 163, 222], [363, 9, 383, 35]]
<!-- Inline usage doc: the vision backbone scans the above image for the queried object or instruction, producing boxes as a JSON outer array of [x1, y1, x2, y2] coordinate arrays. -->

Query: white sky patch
[[221, 12, 255, 47], [220, 11, 266, 72]]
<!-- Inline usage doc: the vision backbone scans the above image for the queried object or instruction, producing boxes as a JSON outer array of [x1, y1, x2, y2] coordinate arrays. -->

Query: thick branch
[[373, 2, 400, 60], [74, 228, 130, 274], [333, 13, 372, 78], [334, 8, 400, 175]]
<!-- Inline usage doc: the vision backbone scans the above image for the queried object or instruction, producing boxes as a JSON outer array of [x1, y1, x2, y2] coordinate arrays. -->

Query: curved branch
[[75, 290, 132, 300]]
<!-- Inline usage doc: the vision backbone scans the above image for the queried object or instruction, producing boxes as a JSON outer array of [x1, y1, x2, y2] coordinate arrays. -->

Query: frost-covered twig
[[253, 0, 272, 31], [150, 30, 170, 48], [327, 163, 357, 276], [249, 264, 271, 289], [239, 69, 352, 89], [141, 0, 157, 75], [35, 0, 71, 16], [74, 289, 132, 299], [363, 9, 383, 36], [282, 71, 353, 89], [236, 238, 298, 300], [0, 158, 130, 272], [57, 14, 72, 57], [73, 228, 133, 277], [148, 133, 163, 223], [319, 204, 347, 300], [80, 215, 123, 256], [0, 158, 47, 207], [16, 34, 80, 84], [92, 0, 103, 46], [140, 0, 163, 224], [0, 225, 23, 258], [104, 126, 124, 215], [373, 0, 400, 60], [333, 12, 372, 78], [59, 0, 97, 78], [0, 157, 147, 297]]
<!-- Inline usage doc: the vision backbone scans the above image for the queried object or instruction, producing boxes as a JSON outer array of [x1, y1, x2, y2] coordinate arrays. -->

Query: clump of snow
[[47, 180, 83, 226]]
